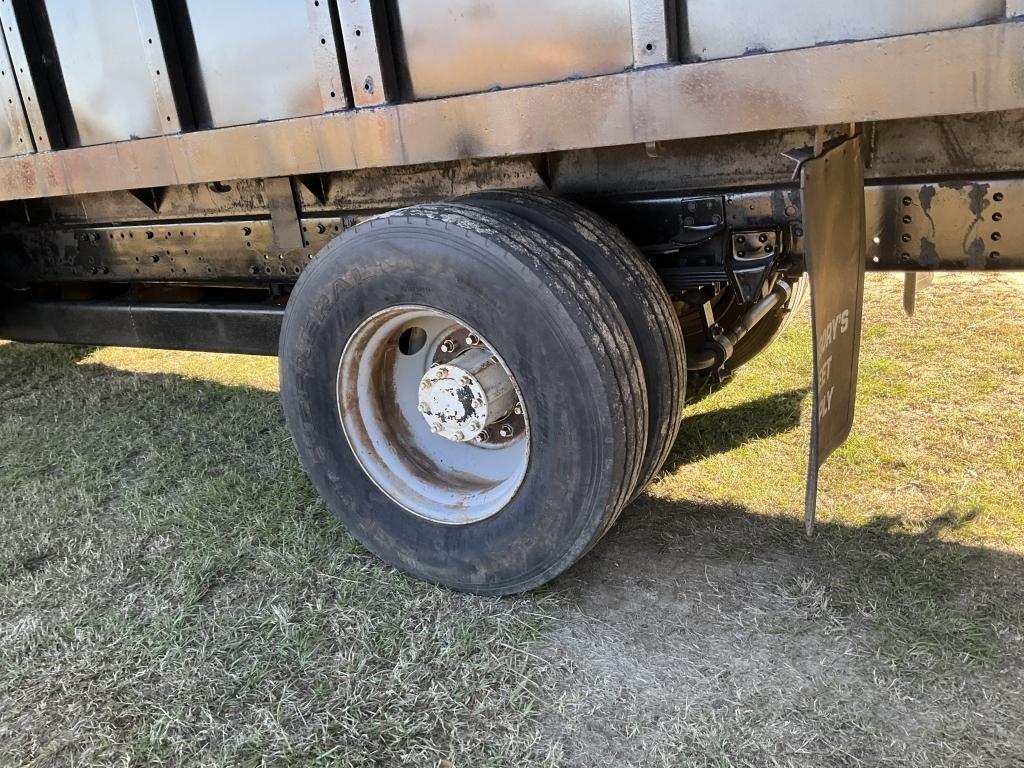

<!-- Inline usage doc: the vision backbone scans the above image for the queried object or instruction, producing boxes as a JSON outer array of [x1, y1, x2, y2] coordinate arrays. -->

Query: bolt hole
[[992, 212, 1003, 222], [902, 215, 912, 224], [992, 232, 1002, 241], [990, 251, 1001, 260], [354, 28, 361, 36], [645, 42, 654, 51], [398, 326, 427, 356], [994, 192, 1005, 202], [872, 255, 879, 263], [902, 196, 913, 206]]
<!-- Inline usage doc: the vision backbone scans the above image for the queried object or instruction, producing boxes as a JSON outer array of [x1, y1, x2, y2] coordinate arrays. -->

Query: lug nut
[[417, 403, 430, 414], [439, 340, 456, 353], [461, 376, 473, 387], [471, 399, 483, 410], [453, 431, 465, 441], [513, 405, 523, 416], [498, 424, 514, 438], [431, 423, 443, 433], [476, 429, 490, 442], [436, 367, 448, 377], [465, 333, 480, 346], [469, 421, 482, 433]]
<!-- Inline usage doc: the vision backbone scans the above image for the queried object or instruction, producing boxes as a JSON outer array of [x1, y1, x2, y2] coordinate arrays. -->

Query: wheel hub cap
[[417, 347, 516, 442]]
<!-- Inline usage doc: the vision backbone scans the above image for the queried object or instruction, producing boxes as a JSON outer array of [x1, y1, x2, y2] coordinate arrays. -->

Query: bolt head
[[498, 424, 514, 438], [436, 367, 448, 377], [453, 431, 465, 441], [475, 429, 490, 442], [461, 376, 473, 387], [513, 405, 523, 416], [465, 333, 480, 346], [417, 403, 430, 414], [431, 422, 443, 433], [440, 340, 456, 353], [471, 399, 483, 410]]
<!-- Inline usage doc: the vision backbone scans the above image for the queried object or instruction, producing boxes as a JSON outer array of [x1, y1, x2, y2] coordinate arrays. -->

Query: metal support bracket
[[630, 0, 672, 66], [130, 0, 182, 136], [335, 0, 392, 107], [265, 177, 304, 252], [800, 133, 867, 535], [902, 272, 934, 316], [0, 1, 50, 151]]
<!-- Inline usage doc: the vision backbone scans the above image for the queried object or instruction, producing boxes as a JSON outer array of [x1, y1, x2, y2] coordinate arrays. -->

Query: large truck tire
[[461, 190, 686, 502], [279, 203, 647, 595]]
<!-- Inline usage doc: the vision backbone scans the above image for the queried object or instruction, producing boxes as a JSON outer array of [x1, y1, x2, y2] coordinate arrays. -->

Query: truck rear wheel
[[279, 203, 647, 594], [460, 190, 686, 502]]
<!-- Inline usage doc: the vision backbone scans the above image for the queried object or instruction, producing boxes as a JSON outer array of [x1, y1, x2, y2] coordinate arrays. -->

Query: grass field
[[1, 273, 1022, 767]]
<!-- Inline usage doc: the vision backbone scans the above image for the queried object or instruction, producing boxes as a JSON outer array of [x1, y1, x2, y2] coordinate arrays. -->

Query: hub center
[[417, 347, 516, 442]]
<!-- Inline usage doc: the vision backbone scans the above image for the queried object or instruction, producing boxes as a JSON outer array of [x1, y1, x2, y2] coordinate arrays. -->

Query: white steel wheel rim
[[337, 306, 530, 525]]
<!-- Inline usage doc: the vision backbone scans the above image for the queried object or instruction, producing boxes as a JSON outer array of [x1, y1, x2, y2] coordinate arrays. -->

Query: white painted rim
[[336, 306, 530, 525]]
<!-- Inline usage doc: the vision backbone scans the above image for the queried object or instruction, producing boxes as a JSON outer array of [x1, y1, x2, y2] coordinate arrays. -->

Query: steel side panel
[[184, 0, 347, 127], [683, 0, 1004, 61], [391, 0, 634, 99], [43, 0, 174, 146], [0, 22, 1022, 202]]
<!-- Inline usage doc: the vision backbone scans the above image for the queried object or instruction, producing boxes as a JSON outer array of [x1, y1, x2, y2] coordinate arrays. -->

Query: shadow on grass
[[563, 489, 1024, 676], [664, 386, 809, 469]]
